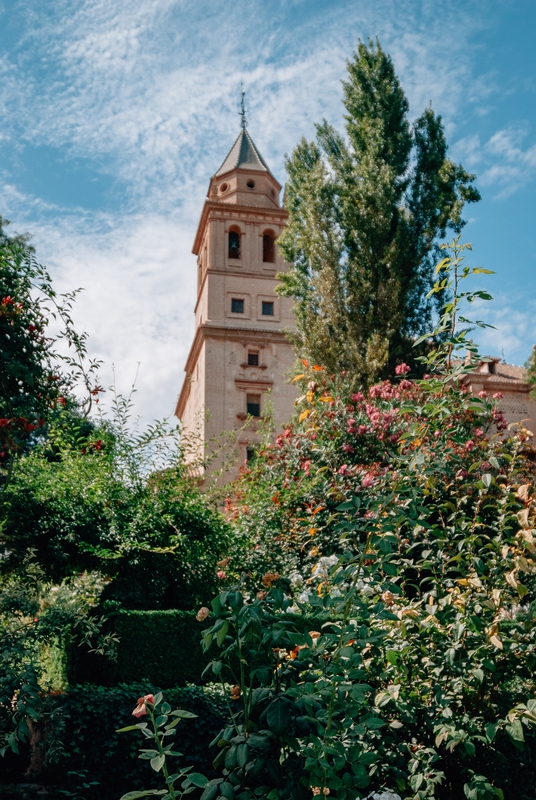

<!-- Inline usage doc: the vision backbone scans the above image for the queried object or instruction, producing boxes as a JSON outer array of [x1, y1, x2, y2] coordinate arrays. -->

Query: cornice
[[193, 200, 289, 254]]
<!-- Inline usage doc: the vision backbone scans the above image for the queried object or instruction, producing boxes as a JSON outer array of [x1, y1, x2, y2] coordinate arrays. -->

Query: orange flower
[[132, 694, 155, 717], [308, 630, 321, 641], [196, 607, 210, 622], [230, 685, 241, 700], [381, 590, 395, 606], [256, 590, 268, 600], [261, 571, 280, 587]]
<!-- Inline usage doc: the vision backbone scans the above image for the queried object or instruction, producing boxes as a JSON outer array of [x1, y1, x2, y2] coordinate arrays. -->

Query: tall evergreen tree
[[277, 39, 480, 383]]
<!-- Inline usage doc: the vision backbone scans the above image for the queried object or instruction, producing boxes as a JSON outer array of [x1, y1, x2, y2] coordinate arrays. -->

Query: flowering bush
[[200, 245, 536, 799]]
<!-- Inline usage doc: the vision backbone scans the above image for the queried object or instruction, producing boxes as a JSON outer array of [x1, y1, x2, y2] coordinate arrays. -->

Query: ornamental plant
[[117, 692, 209, 800], [196, 242, 536, 799]]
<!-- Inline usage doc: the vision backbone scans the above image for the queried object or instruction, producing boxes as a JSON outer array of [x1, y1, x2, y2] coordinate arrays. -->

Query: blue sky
[[1, 0, 535, 423]]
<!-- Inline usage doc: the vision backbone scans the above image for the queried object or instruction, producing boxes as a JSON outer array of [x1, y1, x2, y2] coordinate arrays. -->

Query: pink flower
[[478, 390, 488, 399], [216, 570, 226, 580], [465, 440, 475, 451], [361, 474, 375, 488], [302, 459, 312, 474], [351, 392, 364, 402], [475, 428, 484, 438], [493, 392, 503, 400], [196, 607, 210, 622], [399, 379, 412, 390], [338, 464, 349, 475], [395, 363, 411, 375], [342, 443, 354, 452], [132, 694, 155, 718]]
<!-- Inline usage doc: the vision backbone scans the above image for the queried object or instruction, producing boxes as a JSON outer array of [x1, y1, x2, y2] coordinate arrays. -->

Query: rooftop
[[215, 127, 275, 178]]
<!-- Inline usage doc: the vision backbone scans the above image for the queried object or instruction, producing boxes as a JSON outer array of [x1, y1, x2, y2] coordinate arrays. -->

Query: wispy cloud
[[0, 0, 529, 422]]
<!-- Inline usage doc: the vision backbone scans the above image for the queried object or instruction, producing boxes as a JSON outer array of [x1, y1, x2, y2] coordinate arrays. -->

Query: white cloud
[[0, 0, 523, 424]]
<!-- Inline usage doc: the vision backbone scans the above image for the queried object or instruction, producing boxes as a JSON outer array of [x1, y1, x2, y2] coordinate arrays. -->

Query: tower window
[[263, 234, 275, 263], [247, 180, 255, 189], [228, 230, 240, 259], [262, 301, 274, 316], [247, 352, 259, 366], [231, 298, 244, 314], [246, 447, 256, 463], [246, 394, 261, 417]]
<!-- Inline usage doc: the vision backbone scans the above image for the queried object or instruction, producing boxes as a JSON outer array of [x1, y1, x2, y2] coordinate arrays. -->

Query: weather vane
[[239, 82, 247, 129]]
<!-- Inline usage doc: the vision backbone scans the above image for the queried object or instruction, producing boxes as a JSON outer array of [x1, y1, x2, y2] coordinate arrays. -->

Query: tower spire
[[239, 82, 247, 130]]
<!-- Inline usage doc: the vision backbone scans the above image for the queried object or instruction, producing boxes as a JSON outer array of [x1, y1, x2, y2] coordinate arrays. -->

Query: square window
[[246, 394, 261, 417], [247, 352, 259, 366], [231, 298, 244, 313], [262, 301, 274, 316], [246, 447, 256, 463]]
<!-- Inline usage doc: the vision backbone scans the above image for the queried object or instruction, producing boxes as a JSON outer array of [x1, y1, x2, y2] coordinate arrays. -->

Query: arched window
[[262, 233, 275, 263], [228, 229, 241, 259]]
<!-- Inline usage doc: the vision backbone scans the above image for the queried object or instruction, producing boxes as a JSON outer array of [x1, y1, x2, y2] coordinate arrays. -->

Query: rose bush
[[198, 244, 536, 799]]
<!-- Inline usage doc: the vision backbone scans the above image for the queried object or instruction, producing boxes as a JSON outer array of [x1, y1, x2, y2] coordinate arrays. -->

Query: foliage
[[0, 216, 98, 480], [0, 552, 116, 759], [71, 610, 212, 687], [277, 40, 480, 385], [117, 691, 209, 800], [0, 683, 227, 798], [0, 392, 232, 609], [198, 247, 536, 799], [525, 345, 536, 400]]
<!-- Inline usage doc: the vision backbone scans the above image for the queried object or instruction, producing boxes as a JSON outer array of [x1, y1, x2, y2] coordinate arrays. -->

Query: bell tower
[[175, 123, 297, 477]]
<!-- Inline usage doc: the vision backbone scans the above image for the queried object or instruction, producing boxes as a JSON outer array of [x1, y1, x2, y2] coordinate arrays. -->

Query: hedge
[[70, 610, 211, 687], [1, 683, 229, 799]]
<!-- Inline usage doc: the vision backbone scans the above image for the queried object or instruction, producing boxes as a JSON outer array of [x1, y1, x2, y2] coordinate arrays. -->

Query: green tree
[[0, 217, 97, 482], [277, 39, 480, 384], [525, 345, 536, 399]]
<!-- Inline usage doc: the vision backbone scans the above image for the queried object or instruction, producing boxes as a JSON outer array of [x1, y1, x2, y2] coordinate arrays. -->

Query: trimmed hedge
[[1, 683, 228, 799], [70, 610, 210, 687]]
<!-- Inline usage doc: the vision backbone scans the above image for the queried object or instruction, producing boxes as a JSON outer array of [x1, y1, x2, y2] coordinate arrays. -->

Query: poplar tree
[[277, 39, 480, 383]]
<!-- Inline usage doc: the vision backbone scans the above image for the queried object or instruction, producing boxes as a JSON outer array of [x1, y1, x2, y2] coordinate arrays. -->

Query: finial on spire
[[239, 82, 247, 130]]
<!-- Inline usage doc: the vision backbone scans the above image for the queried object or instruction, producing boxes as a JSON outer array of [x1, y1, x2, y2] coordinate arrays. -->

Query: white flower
[[367, 791, 402, 800], [361, 585, 375, 597], [289, 572, 304, 588], [287, 605, 300, 614], [298, 591, 310, 603]]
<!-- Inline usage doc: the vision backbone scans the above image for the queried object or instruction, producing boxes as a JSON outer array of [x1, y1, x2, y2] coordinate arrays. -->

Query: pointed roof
[[215, 128, 275, 178]]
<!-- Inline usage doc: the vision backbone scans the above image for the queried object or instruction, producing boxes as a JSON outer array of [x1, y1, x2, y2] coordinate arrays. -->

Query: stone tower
[[175, 125, 297, 476]]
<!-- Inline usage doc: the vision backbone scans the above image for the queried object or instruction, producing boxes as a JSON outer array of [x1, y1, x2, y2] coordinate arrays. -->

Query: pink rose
[[395, 363, 411, 375], [478, 390, 488, 399], [361, 474, 374, 488], [216, 570, 226, 579], [475, 428, 484, 438], [465, 440, 475, 452], [338, 464, 349, 475], [493, 392, 503, 400], [132, 694, 155, 718]]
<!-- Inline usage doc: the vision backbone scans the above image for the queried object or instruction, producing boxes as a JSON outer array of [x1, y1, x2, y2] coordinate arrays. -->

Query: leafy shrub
[[203, 246, 536, 799], [70, 610, 211, 687], [1, 683, 228, 799], [0, 401, 231, 609]]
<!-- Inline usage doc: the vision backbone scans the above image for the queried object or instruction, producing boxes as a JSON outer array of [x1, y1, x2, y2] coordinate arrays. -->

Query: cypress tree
[[277, 39, 480, 383]]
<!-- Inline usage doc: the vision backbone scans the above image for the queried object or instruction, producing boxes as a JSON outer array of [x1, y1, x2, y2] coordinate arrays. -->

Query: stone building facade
[[174, 126, 297, 476], [175, 127, 535, 478]]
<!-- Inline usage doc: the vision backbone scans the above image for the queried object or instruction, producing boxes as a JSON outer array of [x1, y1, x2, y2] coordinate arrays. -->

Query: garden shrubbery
[[0, 683, 227, 798]]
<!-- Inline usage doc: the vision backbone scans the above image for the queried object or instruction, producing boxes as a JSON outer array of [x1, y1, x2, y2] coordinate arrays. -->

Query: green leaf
[[506, 719, 524, 742], [151, 754, 165, 772], [116, 725, 144, 733], [120, 793, 166, 800], [170, 710, 197, 719], [266, 697, 292, 736], [216, 620, 229, 647], [188, 773, 209, 788]]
